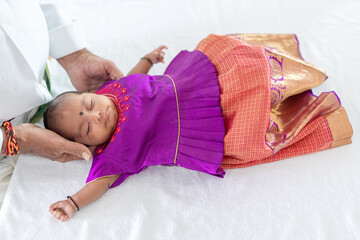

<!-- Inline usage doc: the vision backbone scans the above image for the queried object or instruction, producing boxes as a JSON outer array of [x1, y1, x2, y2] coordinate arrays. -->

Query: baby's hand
[[144, 45, 168, 64], [49, 199, 76, 222]]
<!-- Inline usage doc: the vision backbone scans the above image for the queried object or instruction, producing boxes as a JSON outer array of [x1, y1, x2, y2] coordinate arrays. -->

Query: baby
[[47, 34, 352, 222], [47, 45, 176, 221]]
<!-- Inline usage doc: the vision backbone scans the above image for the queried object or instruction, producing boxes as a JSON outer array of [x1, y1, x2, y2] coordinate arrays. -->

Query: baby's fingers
[[155, 45, 168, 52], [49, 201, 63, 211], [157, 50, 166, 63], [50, 208, 68, 221], [55, 209, 63, 219], [60, 214, 69, 222], [50, 209, 62, 219]]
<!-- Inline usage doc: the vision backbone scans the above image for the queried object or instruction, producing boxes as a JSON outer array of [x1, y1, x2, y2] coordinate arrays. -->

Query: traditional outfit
[[87, 34, 353, 188]]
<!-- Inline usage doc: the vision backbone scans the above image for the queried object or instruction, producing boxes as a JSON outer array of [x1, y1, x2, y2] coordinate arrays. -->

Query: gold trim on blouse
[[165, 74, 181, 164], [86, 174, 121, 186]]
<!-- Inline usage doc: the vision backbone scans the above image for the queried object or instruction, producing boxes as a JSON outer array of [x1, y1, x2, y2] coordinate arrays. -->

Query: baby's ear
[[87, 145, 97, 154]]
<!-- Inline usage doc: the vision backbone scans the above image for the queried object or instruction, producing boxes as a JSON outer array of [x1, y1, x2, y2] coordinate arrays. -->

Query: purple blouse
[[87, 50, 225, 188]]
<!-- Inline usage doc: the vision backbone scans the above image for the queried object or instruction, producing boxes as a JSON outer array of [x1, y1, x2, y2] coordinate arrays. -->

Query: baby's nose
[[90, 111, 101, 123]]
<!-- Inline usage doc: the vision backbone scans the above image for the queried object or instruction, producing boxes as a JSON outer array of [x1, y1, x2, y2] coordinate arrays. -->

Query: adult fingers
[[56, 153, 84, 163], [104, 60, 124, 80], [61, 141, 92, 162]]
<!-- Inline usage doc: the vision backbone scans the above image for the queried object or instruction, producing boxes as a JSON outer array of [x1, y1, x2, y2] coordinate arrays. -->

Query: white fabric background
[[0, 0, 359, 239]]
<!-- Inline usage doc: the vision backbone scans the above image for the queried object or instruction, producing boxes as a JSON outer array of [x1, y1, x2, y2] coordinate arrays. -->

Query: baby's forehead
[[53, 92, 82, 113], [55, 92, 101, 112], [60, 92, 83, 102]]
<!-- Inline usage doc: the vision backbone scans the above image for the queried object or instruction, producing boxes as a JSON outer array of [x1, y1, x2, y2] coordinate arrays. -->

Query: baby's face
[[56, 93, 119, 146]]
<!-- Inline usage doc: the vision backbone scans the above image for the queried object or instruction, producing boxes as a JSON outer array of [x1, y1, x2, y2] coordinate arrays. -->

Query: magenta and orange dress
[[87, 34, 353, 188]]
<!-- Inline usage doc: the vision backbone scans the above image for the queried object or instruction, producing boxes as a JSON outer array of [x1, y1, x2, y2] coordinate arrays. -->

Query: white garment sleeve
[[0, 127, 3, 153], [39, 2, 86, 59]]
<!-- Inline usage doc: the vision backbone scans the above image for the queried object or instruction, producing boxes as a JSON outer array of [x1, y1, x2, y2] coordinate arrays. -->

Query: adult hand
[[13, 123, 92, 163], [57, 49, 124, 92]]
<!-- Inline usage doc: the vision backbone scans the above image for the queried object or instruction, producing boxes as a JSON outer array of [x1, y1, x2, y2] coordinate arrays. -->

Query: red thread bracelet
[[1, 121, 19, 156]]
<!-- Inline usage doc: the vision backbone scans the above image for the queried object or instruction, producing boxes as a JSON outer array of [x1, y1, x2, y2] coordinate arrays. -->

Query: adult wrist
[[12, 124, 27, 154], [57, 48, 88, 71]]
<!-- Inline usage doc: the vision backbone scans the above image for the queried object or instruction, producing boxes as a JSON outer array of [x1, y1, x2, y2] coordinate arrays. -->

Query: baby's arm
[[49, 175, 118, 222], [127, 45, 167, 76]]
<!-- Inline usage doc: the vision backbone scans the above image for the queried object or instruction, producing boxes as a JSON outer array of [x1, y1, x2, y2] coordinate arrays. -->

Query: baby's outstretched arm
[[49, 175, 118, 222], [127, 45, 167, 76]]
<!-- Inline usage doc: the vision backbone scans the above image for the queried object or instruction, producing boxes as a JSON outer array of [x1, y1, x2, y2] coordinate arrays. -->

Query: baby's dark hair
[[43, 91, 82, 139]]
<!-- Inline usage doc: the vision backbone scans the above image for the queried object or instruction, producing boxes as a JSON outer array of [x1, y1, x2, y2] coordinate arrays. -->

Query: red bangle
[[1, 121, 19, 156]]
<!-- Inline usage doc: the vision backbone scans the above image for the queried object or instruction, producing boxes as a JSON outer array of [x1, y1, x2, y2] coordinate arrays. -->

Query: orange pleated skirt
[[195, 34, 353, 168]]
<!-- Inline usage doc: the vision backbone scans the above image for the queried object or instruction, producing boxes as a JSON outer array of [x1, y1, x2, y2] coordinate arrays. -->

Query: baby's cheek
[[92, 127, 112, 145]]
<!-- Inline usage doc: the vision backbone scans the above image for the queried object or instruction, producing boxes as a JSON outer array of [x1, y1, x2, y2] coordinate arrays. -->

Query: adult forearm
[[57, 48, 87, 72]]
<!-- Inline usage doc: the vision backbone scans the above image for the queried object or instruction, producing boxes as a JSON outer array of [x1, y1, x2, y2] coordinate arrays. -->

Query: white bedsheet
[[0, 0, 359, 239]]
